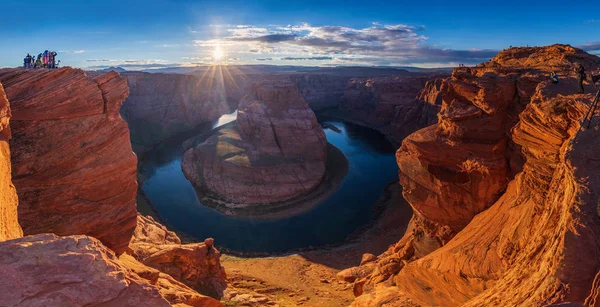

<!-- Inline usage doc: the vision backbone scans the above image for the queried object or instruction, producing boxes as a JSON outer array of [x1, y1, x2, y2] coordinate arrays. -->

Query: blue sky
[[1, 0, 599, 69]]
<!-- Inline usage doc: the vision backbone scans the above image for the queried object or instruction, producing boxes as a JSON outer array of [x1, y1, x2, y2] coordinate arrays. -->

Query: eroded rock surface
[[0, 82, 22, 241], [351, 44, 600, 306], [182, 79, 328, 205], [0, 234, 170, 306], [128, 215, 227, 300], [0, 68, 137, 254]]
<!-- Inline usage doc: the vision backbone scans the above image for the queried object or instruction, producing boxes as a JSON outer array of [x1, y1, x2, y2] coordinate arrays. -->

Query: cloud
[[60, 50, 85, 54], [281, 56, 333, 61], [193, 22, 498, 66], [579, 41, 600, 51]]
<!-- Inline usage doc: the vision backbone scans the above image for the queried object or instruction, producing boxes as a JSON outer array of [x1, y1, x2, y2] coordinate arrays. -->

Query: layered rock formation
[[350, 44, 600, 306], [291, 74, 350, 110], [120, 67, 249, 152], [0, 68, 137, 253], [182, 79, 328, 205], [0, 82, 21, 241], [341, 76, 443, 142]]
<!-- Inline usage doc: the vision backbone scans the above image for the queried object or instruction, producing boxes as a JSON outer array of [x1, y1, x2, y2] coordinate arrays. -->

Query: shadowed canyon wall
[[120, 69, 250, 152]]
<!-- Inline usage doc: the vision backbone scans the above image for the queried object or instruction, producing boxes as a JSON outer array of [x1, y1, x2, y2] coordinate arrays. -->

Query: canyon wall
[[341, 76, 443, 141], [291, 74, 350, 110], [0, 68, 137, 254], [182, 79, 328, 205], [120, 69, 250, 152], [350, 44, 600, 306], [0, 82, 22, 241]]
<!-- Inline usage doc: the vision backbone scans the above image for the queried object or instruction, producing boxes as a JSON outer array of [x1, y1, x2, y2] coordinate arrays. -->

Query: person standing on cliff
[[575, 63, 586, 94]]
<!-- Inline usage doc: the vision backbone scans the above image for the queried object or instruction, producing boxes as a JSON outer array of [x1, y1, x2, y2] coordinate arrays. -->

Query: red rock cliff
[[0, 68, 137, 254], [0, 82, 22, 241], [351, 45, 600, 306]]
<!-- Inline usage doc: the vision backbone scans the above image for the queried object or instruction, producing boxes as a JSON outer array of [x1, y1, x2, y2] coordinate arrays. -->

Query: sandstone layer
[[182, 79, 328, 205], [0, 68, 137, 254], [120, 67, 249, 152], [0, 82, 22, 241], [350, 44, 600, 306]]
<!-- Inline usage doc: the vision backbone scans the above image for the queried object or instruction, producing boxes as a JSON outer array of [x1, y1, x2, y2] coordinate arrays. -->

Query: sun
[[213, 45, 224, 61]]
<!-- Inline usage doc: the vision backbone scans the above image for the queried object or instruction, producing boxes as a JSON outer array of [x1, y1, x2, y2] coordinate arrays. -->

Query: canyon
[[0, 44, 598, 307]]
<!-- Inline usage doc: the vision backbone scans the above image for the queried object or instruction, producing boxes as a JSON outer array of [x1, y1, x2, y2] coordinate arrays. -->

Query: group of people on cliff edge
[[23, 50, 59, 69]]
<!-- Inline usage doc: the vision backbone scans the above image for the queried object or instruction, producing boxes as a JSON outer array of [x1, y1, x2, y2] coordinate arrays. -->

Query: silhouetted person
[[575, 63, 586, 94], [551, 72, 559, 84]]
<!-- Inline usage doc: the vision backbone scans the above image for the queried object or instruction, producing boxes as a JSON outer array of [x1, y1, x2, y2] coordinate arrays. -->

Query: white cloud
[[60, 50, 85, 54]]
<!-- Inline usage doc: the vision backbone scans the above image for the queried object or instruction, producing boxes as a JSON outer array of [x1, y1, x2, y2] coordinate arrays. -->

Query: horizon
[[2, 0, 599, 70]]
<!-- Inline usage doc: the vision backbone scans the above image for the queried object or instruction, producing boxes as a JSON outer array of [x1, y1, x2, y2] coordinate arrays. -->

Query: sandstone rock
[[182, 79, 328, 204], [0, 68, 137, 254], [353, 45, 600, 306], [0, 233, 170, 306], [129, 214, 227, 299], [119, 253, 223, 307], [0, 82, 22, 241], [120, 69, 248, 152]]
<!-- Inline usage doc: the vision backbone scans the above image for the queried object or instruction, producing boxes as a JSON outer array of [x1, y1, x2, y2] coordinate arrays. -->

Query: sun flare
[[213, 45, 224, 61]]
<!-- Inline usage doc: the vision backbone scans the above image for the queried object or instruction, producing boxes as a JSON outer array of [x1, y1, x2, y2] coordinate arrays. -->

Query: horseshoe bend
[[2, 5, 600, 306]]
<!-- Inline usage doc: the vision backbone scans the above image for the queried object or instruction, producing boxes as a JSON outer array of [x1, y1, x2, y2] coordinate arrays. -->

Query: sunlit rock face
[[182, 79, 328, 205], [0, 68, 136, 254], [0, 82, 22, 241], [120, 69, 250, 152], [351, 45, 600, 306]]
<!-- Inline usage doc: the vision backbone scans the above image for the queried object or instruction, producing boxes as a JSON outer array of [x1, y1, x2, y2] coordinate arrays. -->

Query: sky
[[1, 0, 599, 70]]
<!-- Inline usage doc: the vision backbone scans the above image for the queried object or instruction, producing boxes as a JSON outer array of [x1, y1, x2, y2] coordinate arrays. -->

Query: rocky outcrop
[[128, 215, 227, 300], [0, 234, 171, 306], [119, 253, 223, 307], [351, 45, 600, 306], [182, 79, 328, 205], [120, 68, 249, 152], [0, 82, 22, 241], [0, 68, 137, 254]]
